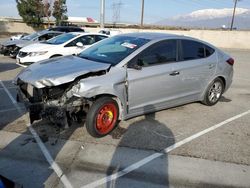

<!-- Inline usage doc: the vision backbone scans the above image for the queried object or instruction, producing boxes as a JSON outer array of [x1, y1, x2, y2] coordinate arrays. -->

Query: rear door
[[173, 39, 217, 98]]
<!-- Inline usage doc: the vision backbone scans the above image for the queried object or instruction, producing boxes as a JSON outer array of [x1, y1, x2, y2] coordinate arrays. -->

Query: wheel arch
[[201, 75, 226, 101], [91, 93, 125, 120], [217, 76, 226, 91]]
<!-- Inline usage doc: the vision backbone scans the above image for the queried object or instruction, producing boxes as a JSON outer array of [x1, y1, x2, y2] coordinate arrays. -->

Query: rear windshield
[[78, 36, 150, 66], [44, 33, 78, 45]]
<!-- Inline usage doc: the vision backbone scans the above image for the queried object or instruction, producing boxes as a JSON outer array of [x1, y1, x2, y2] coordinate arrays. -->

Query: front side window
[[180, 40, 205, 61], [78, 36, 150, 65], [129, 40, 177, 67], [66, 35, 96, 47]]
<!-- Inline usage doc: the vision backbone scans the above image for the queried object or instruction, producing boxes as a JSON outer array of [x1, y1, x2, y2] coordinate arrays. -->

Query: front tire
[[202, 78, 224, 106], [86, 97, 119, 138]]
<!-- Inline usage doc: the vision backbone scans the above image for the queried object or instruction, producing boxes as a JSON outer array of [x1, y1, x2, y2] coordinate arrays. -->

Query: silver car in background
[[0, 30, 62, 57], [14, 32, 234, 137]]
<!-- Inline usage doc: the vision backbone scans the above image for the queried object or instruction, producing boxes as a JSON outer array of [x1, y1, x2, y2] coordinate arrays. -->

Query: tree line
[[16, 0, 67, 27]]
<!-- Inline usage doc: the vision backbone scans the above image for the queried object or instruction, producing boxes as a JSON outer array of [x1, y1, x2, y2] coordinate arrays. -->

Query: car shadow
[[219, 96, 232, 102], [106, 105, 175, 187], [0, 63, 20, 73]]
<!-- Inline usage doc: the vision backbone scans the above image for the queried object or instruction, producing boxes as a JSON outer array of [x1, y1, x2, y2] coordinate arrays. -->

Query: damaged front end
[[14, 55, 112, 127], [17, 79, 80, 127], [16, 71, 107, 127]]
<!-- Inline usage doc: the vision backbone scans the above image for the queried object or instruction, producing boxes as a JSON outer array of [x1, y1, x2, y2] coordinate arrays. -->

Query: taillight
[[226, 58, 234, 66]]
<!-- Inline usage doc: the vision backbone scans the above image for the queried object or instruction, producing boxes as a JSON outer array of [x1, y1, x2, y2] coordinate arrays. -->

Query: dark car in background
[[48, 26, 85, 33]]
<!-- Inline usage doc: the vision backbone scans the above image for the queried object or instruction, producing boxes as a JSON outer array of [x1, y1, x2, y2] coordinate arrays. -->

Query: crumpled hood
[[14, 55, 111, 88]]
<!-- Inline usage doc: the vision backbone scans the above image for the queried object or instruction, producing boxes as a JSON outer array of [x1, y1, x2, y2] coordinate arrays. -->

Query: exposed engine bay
[[16, 70, 108, 128]]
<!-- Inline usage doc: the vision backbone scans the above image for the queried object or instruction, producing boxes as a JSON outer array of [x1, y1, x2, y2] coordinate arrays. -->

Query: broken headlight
[[29, 51, 48, 57], [71, 83, 81, 93]]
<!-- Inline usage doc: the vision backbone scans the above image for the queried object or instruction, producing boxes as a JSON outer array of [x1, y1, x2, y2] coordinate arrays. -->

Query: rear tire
[[202, 78, 224, 106], [86, 97, 119, 138]]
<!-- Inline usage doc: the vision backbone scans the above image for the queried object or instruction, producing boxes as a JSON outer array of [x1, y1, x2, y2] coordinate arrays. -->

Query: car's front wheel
[[202, 78, 224, 106], [86, 97, 119, 137]]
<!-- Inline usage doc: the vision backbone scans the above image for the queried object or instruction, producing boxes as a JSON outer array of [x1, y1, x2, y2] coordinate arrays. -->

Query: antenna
[[100, 0, 105, 28], [141, 0, 144, 27]]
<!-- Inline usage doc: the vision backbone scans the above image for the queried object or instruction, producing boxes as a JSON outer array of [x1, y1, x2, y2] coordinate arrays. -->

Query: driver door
[[127, 39, 182, 113]]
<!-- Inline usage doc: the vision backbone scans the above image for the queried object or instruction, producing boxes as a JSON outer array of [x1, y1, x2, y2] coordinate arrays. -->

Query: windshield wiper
[[79, 55, 90, 60], [79, 55, 111, 64]]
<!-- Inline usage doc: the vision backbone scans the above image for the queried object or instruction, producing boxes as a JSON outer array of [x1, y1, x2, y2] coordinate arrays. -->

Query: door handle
[[169, 71, 180, 76]]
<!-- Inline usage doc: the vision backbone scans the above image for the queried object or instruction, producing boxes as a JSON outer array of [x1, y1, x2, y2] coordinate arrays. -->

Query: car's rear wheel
[[86, 97, 119, 138], [202, 78, 224, 106]]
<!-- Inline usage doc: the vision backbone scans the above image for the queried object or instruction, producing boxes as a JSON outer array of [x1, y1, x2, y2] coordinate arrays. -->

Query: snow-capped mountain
[[156, 8, 250, 29]]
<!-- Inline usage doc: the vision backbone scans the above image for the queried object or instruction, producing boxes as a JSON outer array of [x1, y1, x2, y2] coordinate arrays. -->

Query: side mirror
[[76, 42, 84, 48], [127, 61, 142, 70], [133, 64, 142, 70]]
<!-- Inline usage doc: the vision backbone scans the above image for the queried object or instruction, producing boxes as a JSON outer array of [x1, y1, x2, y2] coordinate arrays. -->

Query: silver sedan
[[15, 32, 234, 137]]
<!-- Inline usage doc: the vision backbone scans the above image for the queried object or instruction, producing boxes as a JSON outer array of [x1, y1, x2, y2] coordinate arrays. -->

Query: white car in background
[[16, 32, 108, 67], [10, 34, 26, 40]]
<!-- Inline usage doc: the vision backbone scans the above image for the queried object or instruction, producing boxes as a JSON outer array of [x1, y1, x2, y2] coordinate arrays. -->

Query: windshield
[[44, 33, 77, 45], [78, 36, 150, 65], [22, 32, 39, 40]]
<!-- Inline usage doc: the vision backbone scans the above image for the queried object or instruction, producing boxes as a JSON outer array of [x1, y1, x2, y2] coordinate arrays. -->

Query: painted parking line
[[0, 107, 25, 113], [82, 109, 250, 188], [0, 86, 17, 90], [0, 80, 73, 188], [0, 81, 17, 104]]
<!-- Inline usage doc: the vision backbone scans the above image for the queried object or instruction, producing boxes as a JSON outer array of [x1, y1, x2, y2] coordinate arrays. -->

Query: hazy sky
[[1, 0, 250, 24]]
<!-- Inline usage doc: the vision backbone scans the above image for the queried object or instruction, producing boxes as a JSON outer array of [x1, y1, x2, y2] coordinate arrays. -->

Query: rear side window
[[95, 35, 108, 42], [205, 45, 215, 57], [180, 40, 205, 61]]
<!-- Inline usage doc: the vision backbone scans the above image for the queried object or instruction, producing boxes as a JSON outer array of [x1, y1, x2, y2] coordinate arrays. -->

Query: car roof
[[53, 26, 81, 28], [116, 32, 215, 47], [116, 32, 208, 42], [48, 26, 85, 32], [118, 32, 180, 40], [38, 30, 63, 35], [69, 32, 108, 36]]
